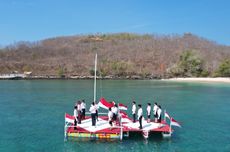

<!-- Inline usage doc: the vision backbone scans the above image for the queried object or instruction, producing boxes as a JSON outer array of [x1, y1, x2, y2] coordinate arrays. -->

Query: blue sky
[[0, 0, 229, 46]]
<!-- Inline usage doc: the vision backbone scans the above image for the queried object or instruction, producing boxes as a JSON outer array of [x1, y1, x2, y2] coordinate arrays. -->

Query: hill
[[0, 33, 230, 78]]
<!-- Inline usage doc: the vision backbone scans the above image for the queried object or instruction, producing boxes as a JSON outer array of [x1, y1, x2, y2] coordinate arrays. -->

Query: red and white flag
[[165, 112, 170, 119], [98, 98, 114, 110], [171, 117, 181, 128], [65, 113, 75, 124], [165, 112, 181, 128], [118, 103, 128, 110], [99, 98, 128, 110]]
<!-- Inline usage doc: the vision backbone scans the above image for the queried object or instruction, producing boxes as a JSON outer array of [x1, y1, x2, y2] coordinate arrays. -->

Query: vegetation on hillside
[[168, 50, 208, 77], [0, 33, 230, 78], [214, 59, 230, 77]]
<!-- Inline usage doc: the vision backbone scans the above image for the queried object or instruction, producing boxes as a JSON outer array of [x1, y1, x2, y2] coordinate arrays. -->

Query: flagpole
[[118, 103, 123, 141], [164, 110, 166, 122], [169, 117, 172, 135], [94, 54, 97, 103]]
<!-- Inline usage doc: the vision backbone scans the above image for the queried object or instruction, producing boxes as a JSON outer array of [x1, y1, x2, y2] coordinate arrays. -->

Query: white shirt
[[147, 105, 151, 115], [81, 102, 86, 109], [89, 105, 97, 114], [157, 108, 162, 119], [108, 111, 113, 121], [132, 104, 136, 114], [77, 104, 82, 111], [153, 104, 158, 115], [112, 106, 118, 115], [74, 109, 78, 118], [137, 108, 143, 119]]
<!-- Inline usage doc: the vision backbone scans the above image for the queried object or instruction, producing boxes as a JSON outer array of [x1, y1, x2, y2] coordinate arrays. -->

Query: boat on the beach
[[64, 54, 181, 141]]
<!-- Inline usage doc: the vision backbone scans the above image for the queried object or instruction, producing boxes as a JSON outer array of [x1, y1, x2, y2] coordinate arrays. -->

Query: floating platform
[[64, 114, 172, 141]]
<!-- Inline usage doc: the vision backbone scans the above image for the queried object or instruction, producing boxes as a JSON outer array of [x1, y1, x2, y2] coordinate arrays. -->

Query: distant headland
[[0, 33, 230, 79]]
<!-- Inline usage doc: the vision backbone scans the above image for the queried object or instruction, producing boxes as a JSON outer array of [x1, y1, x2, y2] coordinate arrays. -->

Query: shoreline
[[1, 76, 230, 83], [162, 77, 230, 83]]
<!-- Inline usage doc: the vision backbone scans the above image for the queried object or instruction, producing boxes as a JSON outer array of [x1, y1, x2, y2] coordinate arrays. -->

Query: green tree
[[215, 59, 230, 77], [89, 69, 99, 76], [169, 50, 205, 77], [57, 67, 65, 78]]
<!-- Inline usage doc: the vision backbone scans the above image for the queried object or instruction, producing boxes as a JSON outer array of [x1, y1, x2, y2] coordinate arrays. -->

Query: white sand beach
[[162, 77, 230, 83]]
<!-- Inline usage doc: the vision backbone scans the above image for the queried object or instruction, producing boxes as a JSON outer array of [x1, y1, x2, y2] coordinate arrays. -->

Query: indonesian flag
[[65, 113, 75, 124], [171, 117, 181, 128], [98, 98, 114, 110], [165, 112, 181, 128], [99, 98, 128, 110], [165, 112, 170, 119], [118, 103, 128, 110]]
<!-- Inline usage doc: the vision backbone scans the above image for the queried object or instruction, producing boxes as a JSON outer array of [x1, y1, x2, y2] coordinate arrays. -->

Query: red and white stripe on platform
[[65, 113, 75, 124], [119, 111, 128, 118], [165, 112, 181, 128]]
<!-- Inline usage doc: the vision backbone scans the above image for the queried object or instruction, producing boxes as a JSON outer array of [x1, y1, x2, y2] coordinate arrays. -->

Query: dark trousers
[[139, 116, 143, 129], [113, 113, 117, 121], [91, 113, 96, 126], [82, 109, 85, 119], [96, 110, 98, 121], [109, 120, 112, 126], [74, 118, 77, 130], [158, 115, 162, 123], [78, 111, 81, 124], [133, 114, 136, 123]]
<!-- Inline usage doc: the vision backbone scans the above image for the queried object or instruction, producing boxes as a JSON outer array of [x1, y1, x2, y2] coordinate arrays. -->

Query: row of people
[[73, 100, 162, 130], [73, 100, 86, 130], [132, 101, 162, 123]]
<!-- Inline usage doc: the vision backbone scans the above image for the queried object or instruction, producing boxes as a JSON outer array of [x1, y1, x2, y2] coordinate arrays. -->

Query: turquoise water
[[0, 80, 230, 152]]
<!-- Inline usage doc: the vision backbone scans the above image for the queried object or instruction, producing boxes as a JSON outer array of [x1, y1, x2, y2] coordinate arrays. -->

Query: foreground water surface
[[0, 80, 230, 152]]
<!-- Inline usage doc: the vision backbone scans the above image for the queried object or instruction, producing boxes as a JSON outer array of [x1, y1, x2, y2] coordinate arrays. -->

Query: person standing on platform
[[132, 101, 136, 123], [112, 104, 118, 121], [157, 105, 162, 123], [89, 102, 97, 126], [147, 103, 151, 123], [153, 102, 158, 122], [77, 101, 82, 124], [81, 100, 86, 120], [137, 104, 143, 129], [108, 107, 113, 128], [74, 106, 78, 130]]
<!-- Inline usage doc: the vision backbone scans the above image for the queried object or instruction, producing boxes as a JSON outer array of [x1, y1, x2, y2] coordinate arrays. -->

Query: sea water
[[0, 80, 230, 152]]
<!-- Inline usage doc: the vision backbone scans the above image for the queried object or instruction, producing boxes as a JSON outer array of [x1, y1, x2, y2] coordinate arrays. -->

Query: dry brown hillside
[[0, 33, 230, 78]]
